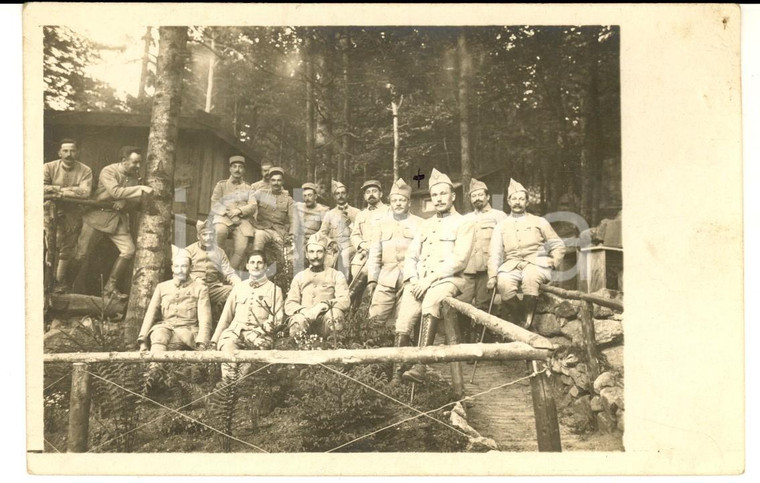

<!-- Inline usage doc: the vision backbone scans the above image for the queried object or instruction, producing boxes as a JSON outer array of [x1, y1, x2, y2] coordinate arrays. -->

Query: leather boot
[[390, 333, 411, 385], [402, 315, 439, 384], [522, 295, 538, 329], [503, 296, 524, 327], [53, 259, 70, 294], [103, 256, 131, 299]]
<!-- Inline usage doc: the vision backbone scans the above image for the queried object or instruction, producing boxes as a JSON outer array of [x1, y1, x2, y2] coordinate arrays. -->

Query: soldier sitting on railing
[[138, 252, 212, 353], [209, 251, 284, 379]]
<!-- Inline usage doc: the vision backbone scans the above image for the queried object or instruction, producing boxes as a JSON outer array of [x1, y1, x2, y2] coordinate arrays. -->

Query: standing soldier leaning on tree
[[349, 179, 390, 305], [70, 145, 153, 298], [210, 155, 258, 272], [460, 178, 507, 342], [43, 138, 93, 294], [252, 166, 295, 270], [318, 180, 360, 280], [292, 182, 328, 273]]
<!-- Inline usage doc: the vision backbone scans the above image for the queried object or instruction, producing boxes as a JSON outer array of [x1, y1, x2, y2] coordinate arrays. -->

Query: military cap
[[306, 232, 331, 250], [229, 155, 246, 165], [469, 178, 488, 195], [429, 168, 454, 191], [172, 248, 191, 264], [301, 182, 319, 193], [389, 178, 412, 199], [268, 166, 285, 177], [360, 179, 382, 192], [331, 180, 347, 194], [196, 219, 214, 234], [507, 178, 527, 198]]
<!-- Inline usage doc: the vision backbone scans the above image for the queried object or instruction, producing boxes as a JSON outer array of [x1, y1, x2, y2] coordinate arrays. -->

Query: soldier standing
[[292, 182, 329, 273], [285, 233, 350, 338], [488, 179, 566, 328], [72, 146, 153, 298], [250, 160, 273, 192], [252, 167, 295, 264], [349, 179, 390, 304], [396, 169, 475, 384], [43, 138, 93, 293], [318, 180, 359, 279], [210, 155, 258, 271]]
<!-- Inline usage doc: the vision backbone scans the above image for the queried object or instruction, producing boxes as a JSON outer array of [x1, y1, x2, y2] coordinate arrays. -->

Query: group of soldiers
[[44, 139, 566, 385]]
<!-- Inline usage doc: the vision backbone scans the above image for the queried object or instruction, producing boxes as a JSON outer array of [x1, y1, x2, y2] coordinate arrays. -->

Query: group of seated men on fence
[[44, 139, 566, 384]]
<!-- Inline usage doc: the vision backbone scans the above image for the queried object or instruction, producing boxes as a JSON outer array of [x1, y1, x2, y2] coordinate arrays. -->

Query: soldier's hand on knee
[[195, 342, 207, 351], [207, 342, 217, 351], [139, 341, 149, 352]]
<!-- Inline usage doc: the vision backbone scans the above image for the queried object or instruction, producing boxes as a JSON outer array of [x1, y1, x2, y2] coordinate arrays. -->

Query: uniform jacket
[[250, 179, 270, 192], [184, 241, 241, 286], [319, 204, 360, 248], [253, 189, 294, 236], [211, 278, 284, 344], [43, 159, 93, 199], [464, 206, 508, 274], [402, 208, 475, 292], [293, 202, 329, 239], [138, 278, 212, 345], [82, 163, 141, 234], [210, 178, 257, 236], [488, 213, 566, 278], [284, 267, 350, 316], [367, 212, 422, 288], [350, 202, 390, 251]]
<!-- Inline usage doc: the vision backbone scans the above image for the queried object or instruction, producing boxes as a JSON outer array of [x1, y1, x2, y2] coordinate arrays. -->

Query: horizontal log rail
[[43, 341, 552, 365], [443, 297, 555, 350], [46, 197, 199, 227], [539, 284, 623, 311]]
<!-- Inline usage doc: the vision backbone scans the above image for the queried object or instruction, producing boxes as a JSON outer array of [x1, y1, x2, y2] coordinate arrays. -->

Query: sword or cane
[[410, 311, 425, 403], [469, 286, 498, 384]]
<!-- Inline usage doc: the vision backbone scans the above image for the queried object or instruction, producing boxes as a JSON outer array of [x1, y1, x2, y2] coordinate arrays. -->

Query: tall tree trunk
[[123, 27, 188, 347], [391, 93, 402, 181], [585, 35, 603, 225], [305, 34, 316, 183], [457, 31, 473, 212], [204, 30, 216, 113], [137, 27, 152, 100], [339, 31, 351, 183]]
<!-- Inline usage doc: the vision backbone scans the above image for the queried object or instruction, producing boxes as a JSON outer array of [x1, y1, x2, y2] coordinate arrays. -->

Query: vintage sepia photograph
[[24, 3, 744, 477]]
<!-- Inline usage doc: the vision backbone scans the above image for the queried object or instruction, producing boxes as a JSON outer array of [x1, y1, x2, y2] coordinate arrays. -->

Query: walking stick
[[410, 311, 425, 403], [469, 286, 498, 384]]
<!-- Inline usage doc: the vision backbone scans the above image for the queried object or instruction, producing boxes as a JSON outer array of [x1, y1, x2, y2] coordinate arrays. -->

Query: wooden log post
[[442, 304, 465, 398], [44, 201, 58, 294], [579, 300, 601, 382], [528, 360, 562, 452], [66, 362, 91, 453]]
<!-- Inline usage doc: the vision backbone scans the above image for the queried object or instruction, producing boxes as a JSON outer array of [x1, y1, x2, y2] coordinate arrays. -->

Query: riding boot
[[390, 332, 411, 385], [103, 256, 131, 299], [402, 314, 439, 384], [503, 296, 524, 327], [62, 257, 84, 295], [522, 295, 538, 329], [53, 259, 71, 294]]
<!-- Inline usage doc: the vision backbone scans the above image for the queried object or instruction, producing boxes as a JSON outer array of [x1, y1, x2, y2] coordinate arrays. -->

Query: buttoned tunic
[[43, 159, 93, 258], [488, 213, 566, 277], [285, 267, 350, 335], [319, 204, 360, 249], [138, 278, 212, 348], [210, 178, 257, 237], [211, 278, 284, 348], [293, 202, 329, 239], [464, 206, 508, 274], [253, 189, 294, 237], [82, 163, 141, 234]]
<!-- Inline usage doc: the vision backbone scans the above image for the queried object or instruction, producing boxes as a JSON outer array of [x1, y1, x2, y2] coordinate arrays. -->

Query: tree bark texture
[[305, 34, 316, 183], [123, 27, 188, 347], [457, 31, 473, 211], [339, 31, 351, 183]]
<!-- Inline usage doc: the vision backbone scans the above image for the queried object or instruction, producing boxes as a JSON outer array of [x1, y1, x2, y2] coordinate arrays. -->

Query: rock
[[563, 395, 594, 433], [601, 345, 625, 374], [467, 436, 500, 452], [592, 288, 623, 304], [533, 313, 563, 337], [590, 395, 603, 412], [555, 300, 579, 319], [596, 412, 617, 433], [569, 385, 580, 398], [611, 312, 624, 321], [548, 336, 572, 349], [594, 319, 624, 346], [593, 371, 618, 394], [536, 292, 564, 314], [616, 408, 625, 432], [568, 365, 591, 391], [594, 304, 614, 319], [560, 319, 583, 346], [600, 386, 625, 412], [560, 374, 574, 386]]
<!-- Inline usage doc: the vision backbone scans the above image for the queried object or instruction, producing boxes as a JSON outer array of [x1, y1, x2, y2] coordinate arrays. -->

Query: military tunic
[[210, 178, 257, 236], [318, 204, 360, 277], [43, 159, 93, 260], [285, 267, 350, 336], [138, 278, 212, 350], [366, 212, 422, 321], [488, 213, 566, 298], [184, 241, 241, 313], [212, 278, 283, 350], [252, 189, 295, 251], [395, 209, 475, 333], [349, 202, 390, 277], [462, 206, 508, 308], [292, 201, 329, 272]]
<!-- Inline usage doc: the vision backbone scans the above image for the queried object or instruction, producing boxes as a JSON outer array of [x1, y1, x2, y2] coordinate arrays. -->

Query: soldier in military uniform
[[72, 146, 153, 298], [292, 182, 329, 273], [461, 178, 508, 341], [488, 179, 566, 328], [365, 179, 422, 383], [348, 179, 390, 305], [250, 161, 273, 192], [210, 251, 284, 379], [184, 219, 242, 320], [138, 253, 212, 352], [285, 232, 350, 338], [43, 139, 93, 293], [397, 169, 476, 384], [252, 167, 295, 267], [210, 155, 258, 271], [318, 180, 360, 279]]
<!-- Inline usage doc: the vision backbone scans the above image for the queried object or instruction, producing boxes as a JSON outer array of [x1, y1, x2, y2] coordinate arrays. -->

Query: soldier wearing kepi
[[250, 161, 273, 192], [461, 178, 508, 341], [318, 180, 360, 279], [349, 179, 390, 304], [488, 178, 566, 329], [138, 253, 213, 353], [72, 145, 153, 298], [285, 232, 350, 338], [292, 182, 329, 273], [397, 168, 475, 384], [210, 155, 258, 271], [43, 138, 93, 293], [210, 251, 284, 379], [252, 166, 295, 259], [365, 178, 422, 383], [184, 219, 242, 320]]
